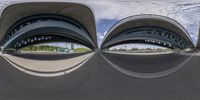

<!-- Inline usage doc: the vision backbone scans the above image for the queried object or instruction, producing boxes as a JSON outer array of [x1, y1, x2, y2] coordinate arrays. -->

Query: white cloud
[[167, 2, 200, 43], [89, 1, 200, 44], [90, 1, 171, 21]]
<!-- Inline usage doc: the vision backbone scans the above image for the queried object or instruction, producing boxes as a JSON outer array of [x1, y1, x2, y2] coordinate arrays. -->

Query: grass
[[74, 48, 91, 53]]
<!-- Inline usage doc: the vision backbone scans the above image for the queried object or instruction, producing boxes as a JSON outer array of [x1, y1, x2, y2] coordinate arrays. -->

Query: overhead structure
[[196, 23, 200, 49], [101, 14, 194, 50], [0, 2, 97, 52]]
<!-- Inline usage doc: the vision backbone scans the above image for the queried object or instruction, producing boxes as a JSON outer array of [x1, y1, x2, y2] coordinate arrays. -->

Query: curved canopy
[[0, 2, 97, 49], [196, 26, 200, 48], [101, 14, 194, 49], [2, 16, 95, 50]]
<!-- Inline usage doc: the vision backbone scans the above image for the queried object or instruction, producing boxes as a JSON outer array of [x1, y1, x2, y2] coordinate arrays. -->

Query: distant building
[[57, 47, 73, 53]]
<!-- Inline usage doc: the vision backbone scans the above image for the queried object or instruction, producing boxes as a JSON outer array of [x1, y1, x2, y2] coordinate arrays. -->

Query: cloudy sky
[[1, 0, 200, 47], [89, 0, 200, 46]]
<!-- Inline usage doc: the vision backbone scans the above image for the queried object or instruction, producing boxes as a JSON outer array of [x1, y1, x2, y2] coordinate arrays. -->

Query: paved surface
[[3, 53, 93, 72], [8, 52, 92, 60], [2, 52, 94, 77], [0, 52, 200, 100], [102, 52, 190, 73]]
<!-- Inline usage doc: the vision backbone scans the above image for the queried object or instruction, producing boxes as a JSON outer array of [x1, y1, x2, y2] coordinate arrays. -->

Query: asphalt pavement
[[0, 52, 200, 100], [101, 52, 191, 78]]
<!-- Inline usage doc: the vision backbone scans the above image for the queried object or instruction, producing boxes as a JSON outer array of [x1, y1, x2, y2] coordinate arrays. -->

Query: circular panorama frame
[[0, 2, 97, 77], [101, 14, 194, 78]]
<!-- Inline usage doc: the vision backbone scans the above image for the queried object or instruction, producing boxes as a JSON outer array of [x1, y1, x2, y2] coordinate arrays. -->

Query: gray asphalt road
[[8, 52, 91, 60], [101, 52, 190, 73], [0, 52, 200, 100]]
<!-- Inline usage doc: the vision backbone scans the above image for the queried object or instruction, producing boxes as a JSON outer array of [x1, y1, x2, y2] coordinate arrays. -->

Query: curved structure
[[101, 14, 194, 50], [0, 2, 97, 52], [197, 25, 200, 49]]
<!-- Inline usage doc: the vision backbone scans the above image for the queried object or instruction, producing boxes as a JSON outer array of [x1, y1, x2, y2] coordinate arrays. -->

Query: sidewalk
[[2, 52, 94, 77]]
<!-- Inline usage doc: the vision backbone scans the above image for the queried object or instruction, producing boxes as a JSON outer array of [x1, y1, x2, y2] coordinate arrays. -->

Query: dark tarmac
[[0, 52, 200, 100]]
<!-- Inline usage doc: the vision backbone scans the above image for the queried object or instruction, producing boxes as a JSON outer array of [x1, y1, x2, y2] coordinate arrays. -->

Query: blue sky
[[2, 0, 200, 47], [96, 19, 117, 46]]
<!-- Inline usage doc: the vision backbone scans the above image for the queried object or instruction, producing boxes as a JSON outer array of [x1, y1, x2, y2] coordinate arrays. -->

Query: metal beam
[[1, 15, 96, 52], [5, 35, 92, 50], [0, 2, 97, 48], [101, 14, 194, 50], [102, 27, 193, 49]]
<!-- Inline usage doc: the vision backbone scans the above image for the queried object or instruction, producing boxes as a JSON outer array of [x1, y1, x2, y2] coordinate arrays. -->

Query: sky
[[89, 0, 200, 46], [1, 0, 200, 48]]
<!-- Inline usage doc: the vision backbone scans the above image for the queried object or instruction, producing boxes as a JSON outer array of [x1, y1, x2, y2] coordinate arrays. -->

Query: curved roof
[[0, 2, 97, 47], [196, 26, 200, 48], [102, 14, 194, 48]]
